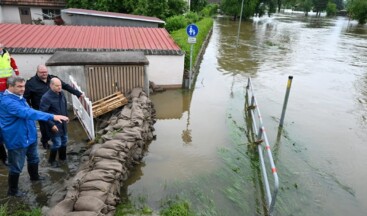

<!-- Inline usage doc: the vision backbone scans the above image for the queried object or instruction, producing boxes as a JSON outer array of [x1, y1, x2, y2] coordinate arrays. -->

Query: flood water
[[123, 14, 367, 215]]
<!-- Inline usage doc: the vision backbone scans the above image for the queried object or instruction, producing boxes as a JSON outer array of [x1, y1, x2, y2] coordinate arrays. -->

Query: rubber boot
[[48, 150, 59, 168], [0, 144, 8, 166], [7, 173, 26, 197], [58, 146, 67, 161], [28, 163, 45, 181]]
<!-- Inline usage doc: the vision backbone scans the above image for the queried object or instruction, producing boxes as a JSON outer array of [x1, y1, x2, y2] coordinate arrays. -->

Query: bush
[[171, 17, 213, 70], [326, 2, 337, 17], [166, 15, 188, 32], [185, 11, 201, 24], [199, 3, 218, 17]]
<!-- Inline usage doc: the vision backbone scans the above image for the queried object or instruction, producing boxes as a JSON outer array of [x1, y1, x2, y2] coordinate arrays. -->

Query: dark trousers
[[39, 121, 50, 144], [0, 144, 7, 164]]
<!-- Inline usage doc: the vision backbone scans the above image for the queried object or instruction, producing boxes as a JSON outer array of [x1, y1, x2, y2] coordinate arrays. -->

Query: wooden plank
[[92, 91, 128, 118]]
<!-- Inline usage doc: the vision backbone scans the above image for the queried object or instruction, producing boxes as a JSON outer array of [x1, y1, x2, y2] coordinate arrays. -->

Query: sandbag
[[93, 160, 123, 173], [79, 189, 109, 203], [65, 211, 99, 216], [47, 198, 75, 216], [82, 169, 117, 183], [79, 180, 111, 192], [73, 196, 107, 213]]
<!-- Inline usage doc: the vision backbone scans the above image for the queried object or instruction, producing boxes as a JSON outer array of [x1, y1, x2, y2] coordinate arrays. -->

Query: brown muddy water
[[122, 14, 367, 216], [0, 13, 366, 216]]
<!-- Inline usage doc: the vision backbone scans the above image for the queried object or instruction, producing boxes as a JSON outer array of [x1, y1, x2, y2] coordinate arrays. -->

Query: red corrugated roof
[[0, 24, 182, 55], [62, 8, 165, 24]]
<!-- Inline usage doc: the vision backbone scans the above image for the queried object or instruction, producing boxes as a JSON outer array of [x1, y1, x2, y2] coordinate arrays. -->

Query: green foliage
[[326, 2, 337, 16], [221, 0, 259, 19], [299, 0, 313, 14], [221, 0, 240, 18], [160, 200, 195, 216], [166, 15, 188, 32], [167, 0, 189, 17], [347, 0, 367, 24], [199, 4, 219, 17], [0, 203, 42, 216], [191, 0, 208, 12], [170, 18, 213, 70], [185, 12, 201, 24], [333, 0, 344, 10], [312, 0, 328, 13]]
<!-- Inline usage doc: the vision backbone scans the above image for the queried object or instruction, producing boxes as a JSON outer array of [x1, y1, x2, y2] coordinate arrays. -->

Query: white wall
[[0, 6, 54, 25], [146, 55, 185, 88], [12, 53, 185, 88], [0, 7, 3, 23], [11, 54, 53, 79], [1, 6, 21, 23]]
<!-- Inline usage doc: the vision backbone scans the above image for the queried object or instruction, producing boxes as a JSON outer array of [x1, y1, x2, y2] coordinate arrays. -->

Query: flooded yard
[[123, 14, 367, 215], [0, 13, 366, 216]]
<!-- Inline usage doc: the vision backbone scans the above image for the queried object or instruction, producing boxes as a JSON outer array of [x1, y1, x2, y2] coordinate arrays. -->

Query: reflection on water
[[124, 14, 367, 215]]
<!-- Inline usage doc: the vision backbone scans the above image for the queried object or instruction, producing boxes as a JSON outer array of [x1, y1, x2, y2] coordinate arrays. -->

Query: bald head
[[50, 77, 62, 93], [37, 64, 49, 81]]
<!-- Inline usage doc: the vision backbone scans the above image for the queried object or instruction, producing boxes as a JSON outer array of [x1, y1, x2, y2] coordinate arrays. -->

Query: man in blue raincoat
[[0, 76, 69, 197]]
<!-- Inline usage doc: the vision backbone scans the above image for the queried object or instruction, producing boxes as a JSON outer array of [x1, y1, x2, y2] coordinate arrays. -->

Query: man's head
[[36, 64, 48, 81], [50, 78, 62, 93], [7, 77, 26, 96]]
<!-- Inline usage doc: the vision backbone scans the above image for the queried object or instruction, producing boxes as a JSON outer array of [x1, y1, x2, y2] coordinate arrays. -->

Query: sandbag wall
[[47, 88, 156, 216]]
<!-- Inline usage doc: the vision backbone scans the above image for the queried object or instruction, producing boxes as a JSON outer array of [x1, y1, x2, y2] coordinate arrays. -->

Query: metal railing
[[245, 77, 279, 215]]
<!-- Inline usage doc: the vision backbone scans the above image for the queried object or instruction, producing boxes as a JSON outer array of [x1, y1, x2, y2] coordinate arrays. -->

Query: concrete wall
[[11, 54, 53, 79], [61, 13, 159, 27], [0, 6, 55, 25], [146, 54, 185, 88], [1, 6, 20, 23], [12, 53, 184, 89]]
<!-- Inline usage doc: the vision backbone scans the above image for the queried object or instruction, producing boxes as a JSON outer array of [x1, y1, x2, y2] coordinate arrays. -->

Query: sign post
[[186, 24, 198, 89]]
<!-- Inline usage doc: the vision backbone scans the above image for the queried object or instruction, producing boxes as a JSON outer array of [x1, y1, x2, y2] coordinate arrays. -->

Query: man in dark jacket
[[0, 76, 69, 197], [40, 78, 69, 167], [24, 65, 82, 149]]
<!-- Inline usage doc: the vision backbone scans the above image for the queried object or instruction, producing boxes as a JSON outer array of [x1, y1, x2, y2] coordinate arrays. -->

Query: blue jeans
[[50, 134, 68, 151], [7, 142, 39, 174]]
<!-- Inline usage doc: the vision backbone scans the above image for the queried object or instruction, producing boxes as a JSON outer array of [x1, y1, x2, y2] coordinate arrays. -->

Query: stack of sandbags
[[47, 88, 156, 216]]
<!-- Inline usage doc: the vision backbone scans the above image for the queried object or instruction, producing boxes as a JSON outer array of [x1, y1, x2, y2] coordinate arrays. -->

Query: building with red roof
[[0, 23, 185, 89]]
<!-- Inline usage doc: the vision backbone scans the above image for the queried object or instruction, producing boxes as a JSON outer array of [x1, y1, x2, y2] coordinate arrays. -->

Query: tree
[[299, 0, 312, 16], [333, 0, 344, 10], [167, 0, 189, 17], [221, 0, 241, 20], [347, 0, 367, 24], [191, 0, 208, 12], [326, 2, 337, 16], [312, 0, 328, 16], [221, 0, 259, 20]]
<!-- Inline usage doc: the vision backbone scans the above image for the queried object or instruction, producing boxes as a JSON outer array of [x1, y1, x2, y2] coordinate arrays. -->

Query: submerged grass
[[0, 202, 41, 216]]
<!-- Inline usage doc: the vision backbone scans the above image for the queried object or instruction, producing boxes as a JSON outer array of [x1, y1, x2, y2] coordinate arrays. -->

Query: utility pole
[[236, 0, 245, 46]]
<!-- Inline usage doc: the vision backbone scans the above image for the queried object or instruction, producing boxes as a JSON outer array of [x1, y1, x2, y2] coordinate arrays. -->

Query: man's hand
[[54, 115, 69, 123], [51, 125, 59, 133]]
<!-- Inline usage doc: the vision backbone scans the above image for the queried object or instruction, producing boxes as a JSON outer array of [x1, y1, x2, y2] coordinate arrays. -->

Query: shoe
[[42, 142, 50, 149], [7, 173, 26, 197], [50, 161, 59, 168], [2, 159, 9, 166], [28, 163, 45, 181]]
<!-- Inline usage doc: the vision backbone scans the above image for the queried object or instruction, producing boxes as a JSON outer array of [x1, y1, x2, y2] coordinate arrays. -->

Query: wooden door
[[19, 7, 32, 24]]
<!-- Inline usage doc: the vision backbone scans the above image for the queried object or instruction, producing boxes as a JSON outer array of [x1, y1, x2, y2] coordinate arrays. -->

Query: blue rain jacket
[[0, 90, 54, 150]]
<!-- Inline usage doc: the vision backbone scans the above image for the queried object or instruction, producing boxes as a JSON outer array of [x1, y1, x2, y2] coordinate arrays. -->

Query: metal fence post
[[279, 76, 293, 127]]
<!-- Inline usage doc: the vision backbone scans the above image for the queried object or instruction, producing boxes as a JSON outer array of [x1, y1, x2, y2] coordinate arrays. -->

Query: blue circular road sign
[[186, 24, 199, 37]]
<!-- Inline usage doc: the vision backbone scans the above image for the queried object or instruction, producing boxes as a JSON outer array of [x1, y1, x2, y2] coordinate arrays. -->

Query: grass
[[0, 203, 41, 216], [170, 17, 214, 71]]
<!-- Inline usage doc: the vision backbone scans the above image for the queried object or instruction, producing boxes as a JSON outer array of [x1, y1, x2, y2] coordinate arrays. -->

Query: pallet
[[92, 91, 128, 118]]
